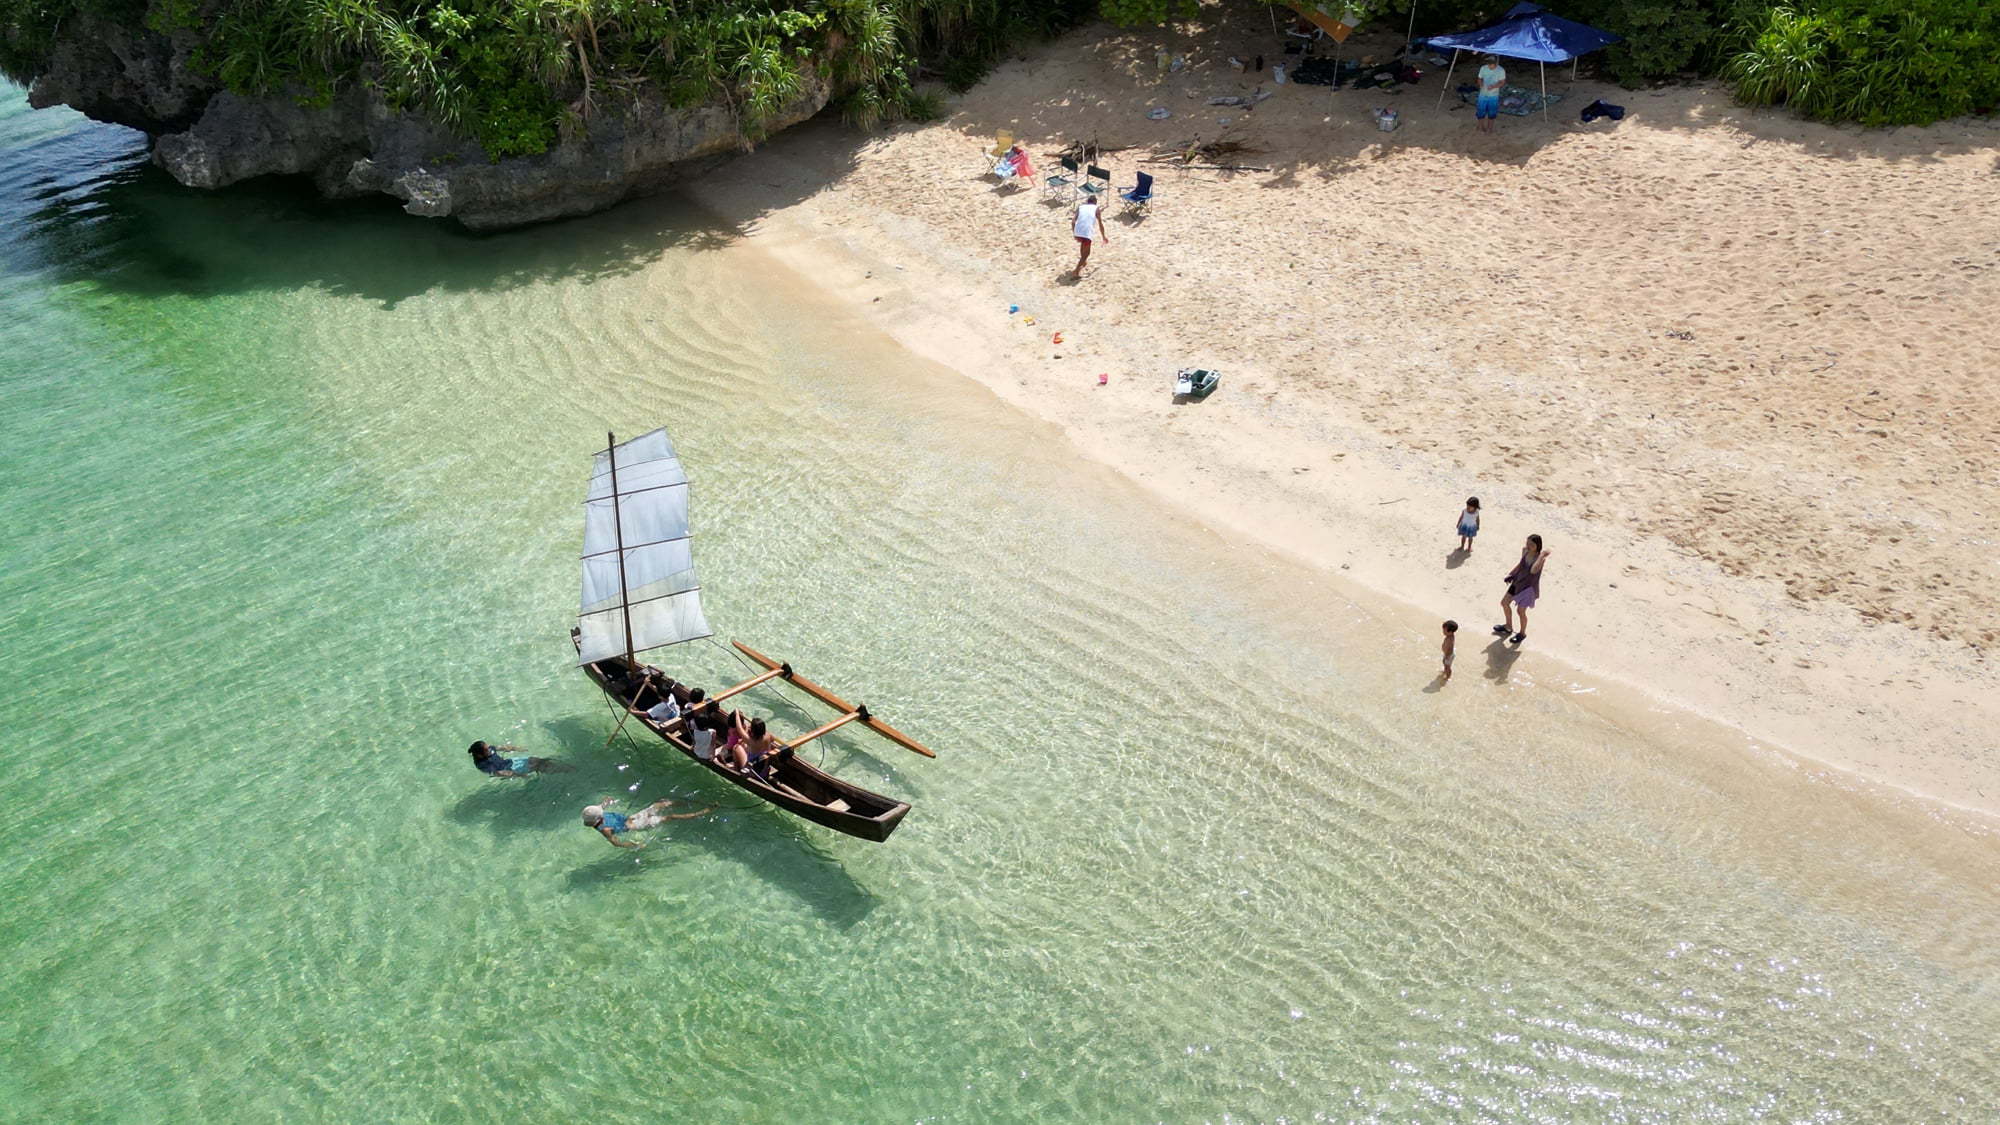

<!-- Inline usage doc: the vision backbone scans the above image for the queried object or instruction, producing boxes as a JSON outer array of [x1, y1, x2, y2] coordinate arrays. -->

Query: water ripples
[[2, 83, 1998, 1121]]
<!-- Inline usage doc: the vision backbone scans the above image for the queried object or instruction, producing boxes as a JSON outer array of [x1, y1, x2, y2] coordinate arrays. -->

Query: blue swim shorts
[[1476, 94, 1499, 120]]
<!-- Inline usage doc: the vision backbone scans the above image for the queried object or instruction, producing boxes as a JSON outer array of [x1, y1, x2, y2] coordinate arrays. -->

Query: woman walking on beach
[[1495, 534, 1549, 645], [1071, 197, 1107, 279]]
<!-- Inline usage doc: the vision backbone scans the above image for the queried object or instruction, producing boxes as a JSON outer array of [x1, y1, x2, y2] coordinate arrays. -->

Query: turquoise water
[[4, 85, 1998, 1122]]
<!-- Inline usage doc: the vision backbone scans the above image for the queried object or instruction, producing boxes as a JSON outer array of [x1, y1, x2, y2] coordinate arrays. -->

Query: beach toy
[[1097, 373, 1109, 386], [1008, 304, 1019, 314], [1051, 332, 1064, 344], [1023, 315, 1036, 325]]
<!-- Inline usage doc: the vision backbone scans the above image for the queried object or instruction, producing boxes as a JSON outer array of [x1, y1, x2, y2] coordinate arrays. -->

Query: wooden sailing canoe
[[578, 639, 911, 842]]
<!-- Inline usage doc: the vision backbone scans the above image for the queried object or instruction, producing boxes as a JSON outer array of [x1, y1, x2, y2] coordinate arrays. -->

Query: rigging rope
[[578, 639, 763, 811]]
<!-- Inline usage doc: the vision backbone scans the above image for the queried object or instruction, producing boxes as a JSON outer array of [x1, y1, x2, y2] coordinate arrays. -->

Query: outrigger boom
[[732, 641, 937, 758]]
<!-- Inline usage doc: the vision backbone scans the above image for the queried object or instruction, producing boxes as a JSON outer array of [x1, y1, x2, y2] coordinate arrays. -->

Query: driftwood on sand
[[1141, 137, 1271, 172]]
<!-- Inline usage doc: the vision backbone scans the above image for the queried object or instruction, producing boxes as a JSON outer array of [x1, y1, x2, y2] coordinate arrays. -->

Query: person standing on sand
[[1495, 534, 1549, 645], [1441, 620, 1458, 682], [1072, 197, 1107, 279], [1476, 55, 1506, 133], [1456, 497, 1481, 551]]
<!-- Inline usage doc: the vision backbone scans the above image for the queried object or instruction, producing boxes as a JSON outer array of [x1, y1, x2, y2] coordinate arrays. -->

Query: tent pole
[[1540, 60, 1548, 120], [1405, 0, 1418, 53], [1268, 3, 1278, 39], [1437, 48, 1459, 109]]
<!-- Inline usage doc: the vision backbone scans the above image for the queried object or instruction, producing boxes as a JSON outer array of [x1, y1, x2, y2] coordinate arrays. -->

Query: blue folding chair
[[1120, 171, 1154, 217]]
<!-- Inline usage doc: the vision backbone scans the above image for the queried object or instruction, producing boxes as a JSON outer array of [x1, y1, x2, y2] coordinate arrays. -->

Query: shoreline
[[683, 27, 1999, 819]]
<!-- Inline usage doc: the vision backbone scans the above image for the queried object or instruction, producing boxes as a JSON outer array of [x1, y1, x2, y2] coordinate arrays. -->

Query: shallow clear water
[[3, 85, 1998, 1123]]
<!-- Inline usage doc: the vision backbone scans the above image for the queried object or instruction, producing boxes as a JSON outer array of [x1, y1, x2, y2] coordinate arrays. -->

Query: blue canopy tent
[[1427, 3, 1620, 117]]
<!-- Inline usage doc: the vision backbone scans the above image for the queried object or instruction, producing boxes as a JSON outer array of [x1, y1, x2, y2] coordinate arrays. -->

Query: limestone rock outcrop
[[20, 11, 827, 229]]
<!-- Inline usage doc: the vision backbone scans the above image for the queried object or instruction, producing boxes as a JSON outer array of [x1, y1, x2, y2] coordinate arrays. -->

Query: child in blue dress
[[1456, 497, 1481, 552]]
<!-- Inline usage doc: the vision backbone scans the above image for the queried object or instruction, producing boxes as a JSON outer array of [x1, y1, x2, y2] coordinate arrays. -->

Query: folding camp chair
[[1120, 171, 1154, 217], [1077, 164, 1111, 201], [980, 130, 1013, 172], [1044, 156, 1081, 200]]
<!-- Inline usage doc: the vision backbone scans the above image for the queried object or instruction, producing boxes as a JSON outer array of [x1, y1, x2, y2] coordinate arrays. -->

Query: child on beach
[[1456, 497, 1481, 551], [1441, 620, 1458, 682]]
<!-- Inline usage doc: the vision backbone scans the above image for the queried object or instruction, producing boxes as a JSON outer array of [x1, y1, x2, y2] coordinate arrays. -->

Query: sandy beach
[[688, 3, 2000, 816]]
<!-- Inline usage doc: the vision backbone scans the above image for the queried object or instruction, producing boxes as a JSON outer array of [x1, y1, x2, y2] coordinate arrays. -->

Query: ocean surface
[[3, 84, 1997, 1123]]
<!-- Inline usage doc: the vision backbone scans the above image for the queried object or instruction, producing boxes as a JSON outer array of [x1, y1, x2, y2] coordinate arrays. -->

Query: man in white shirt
[[1071, 197, 1108, 279], [1475, 55, 1506, 133]]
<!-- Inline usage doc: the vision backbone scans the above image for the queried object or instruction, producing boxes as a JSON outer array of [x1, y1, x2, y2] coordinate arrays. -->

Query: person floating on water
[[468, 741, 570, 777], [582, 798, 714, 849]]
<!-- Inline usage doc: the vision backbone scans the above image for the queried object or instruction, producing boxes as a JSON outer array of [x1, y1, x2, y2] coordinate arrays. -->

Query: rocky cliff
[[19, 11, 829, 229]]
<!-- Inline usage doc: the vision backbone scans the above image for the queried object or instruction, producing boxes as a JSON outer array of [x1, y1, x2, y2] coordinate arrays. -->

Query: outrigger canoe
[[572, 430, 935, 842]]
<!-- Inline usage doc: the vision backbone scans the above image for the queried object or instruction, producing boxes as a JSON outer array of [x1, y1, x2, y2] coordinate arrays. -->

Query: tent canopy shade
[[1423, 2, 1620, 64]]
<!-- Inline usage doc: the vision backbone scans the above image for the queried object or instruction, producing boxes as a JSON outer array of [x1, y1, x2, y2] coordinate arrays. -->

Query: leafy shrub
[[1726, 0, 2000, 124], [1577, 0, 1719, 85]]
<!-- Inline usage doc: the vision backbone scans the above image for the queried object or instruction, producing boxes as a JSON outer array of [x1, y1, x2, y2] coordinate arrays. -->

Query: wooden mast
[[606, 430, 636, 664]]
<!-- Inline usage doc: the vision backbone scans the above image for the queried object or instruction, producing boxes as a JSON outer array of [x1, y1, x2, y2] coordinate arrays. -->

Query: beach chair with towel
[[1120, 171, 1154, 217], [991, 143, 1037, 189], [980, 130, 1013, 172]]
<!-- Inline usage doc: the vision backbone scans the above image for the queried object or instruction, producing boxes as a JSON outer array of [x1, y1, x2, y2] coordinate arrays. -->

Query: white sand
[[689, 6, 2000, 816]]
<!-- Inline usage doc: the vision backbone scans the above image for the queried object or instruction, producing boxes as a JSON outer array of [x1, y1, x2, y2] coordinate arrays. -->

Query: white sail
[[576, 428, 713, 664]]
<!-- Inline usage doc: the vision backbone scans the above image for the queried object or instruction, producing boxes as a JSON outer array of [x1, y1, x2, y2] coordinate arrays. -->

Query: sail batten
[[577, 428, 712, 664]]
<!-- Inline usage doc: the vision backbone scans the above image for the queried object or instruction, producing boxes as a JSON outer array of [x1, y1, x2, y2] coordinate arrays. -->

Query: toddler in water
[[1456, 497, 1481, 551], [1441, 620, 1458, 682]]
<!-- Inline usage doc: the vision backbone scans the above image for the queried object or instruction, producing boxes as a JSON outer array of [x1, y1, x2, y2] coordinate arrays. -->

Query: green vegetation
[[1101, 0, 1996, 124], [1727, 1, 2000, 125], [3, 0, 1994, 146], [0, 0, 1092, 157]]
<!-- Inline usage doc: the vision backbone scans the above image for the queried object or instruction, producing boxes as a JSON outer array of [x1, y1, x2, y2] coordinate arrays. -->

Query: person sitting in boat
[[615, 664, 670, 704], [467, 741, 568, 777], [640, 686, 704, 728], [727, 716, 791, 780], [581, 797, 713, 849], [680, 698, 727, 761]]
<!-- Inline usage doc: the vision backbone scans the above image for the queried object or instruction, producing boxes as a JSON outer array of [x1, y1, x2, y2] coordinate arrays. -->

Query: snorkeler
[[582, 798, 714, 848], [467, 741, 571, 777]]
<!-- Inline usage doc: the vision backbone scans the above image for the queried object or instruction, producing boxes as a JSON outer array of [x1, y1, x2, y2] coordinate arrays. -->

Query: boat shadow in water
[[560, 814, 881, 929]]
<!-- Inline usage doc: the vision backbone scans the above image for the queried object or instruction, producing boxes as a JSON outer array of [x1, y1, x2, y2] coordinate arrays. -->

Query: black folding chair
[[1078, 164, 1111, 201], [1044, 156, 1081, 200]]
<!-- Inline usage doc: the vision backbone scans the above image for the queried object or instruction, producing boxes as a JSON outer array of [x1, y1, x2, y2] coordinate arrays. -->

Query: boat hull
[[578, 647, 911, 843]]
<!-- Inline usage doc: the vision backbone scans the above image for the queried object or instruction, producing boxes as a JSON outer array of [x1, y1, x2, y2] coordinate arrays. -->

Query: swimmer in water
[[467, 741, 571, 777], [582, 798, 715, 848]]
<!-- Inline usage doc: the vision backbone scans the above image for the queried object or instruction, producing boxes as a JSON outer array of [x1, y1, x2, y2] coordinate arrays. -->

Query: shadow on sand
[[1483, 638, 1524, 682]]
